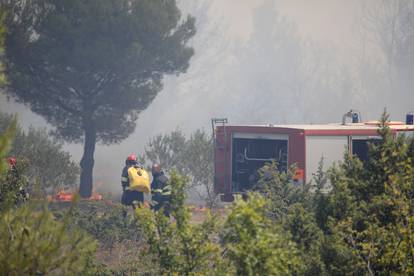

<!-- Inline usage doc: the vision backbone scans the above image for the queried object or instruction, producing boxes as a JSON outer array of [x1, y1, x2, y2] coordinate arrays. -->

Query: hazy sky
[[203, 0, 360, 46], [1, 0, 411, 195]]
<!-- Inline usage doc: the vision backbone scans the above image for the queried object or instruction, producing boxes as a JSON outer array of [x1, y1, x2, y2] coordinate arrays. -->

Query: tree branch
[[30, 66, 82, 116]]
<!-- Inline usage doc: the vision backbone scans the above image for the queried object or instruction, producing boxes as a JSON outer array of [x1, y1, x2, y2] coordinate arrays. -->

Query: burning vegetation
[[53, 190, 103, 202]]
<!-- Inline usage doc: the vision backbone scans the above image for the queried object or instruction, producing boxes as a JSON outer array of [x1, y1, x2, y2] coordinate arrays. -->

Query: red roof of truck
[[219, 122, 414, 136]]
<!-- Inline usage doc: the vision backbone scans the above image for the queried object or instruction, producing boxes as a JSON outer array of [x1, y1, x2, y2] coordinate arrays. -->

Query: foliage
[[0, 202, 97, 275], [252, 164, 325, 275], [141, 128, 187, 173], [319, 112, 414, 274], [0, 114, 16, 177], [249, 110, 414, 275], [184, 129, 217, 208], [253, 112, 414, 275], [50, 201, 148, 275], [254, 162, 311, 219], [0, 114, 20, 208], [283, 203, 326, 275], [0, 111, 79, 192], [60, 201, 141, 251], [0, 156, 28, 210], [49, 200, 166, 275], [310, 158, 330, 233], [136, 171, 223, 275], [4, 0, 196, 197], [0, 119, 96, 275], [0, 6, 6, 85], [142, 129, 219, 208], [221, 193, 302, 276], [136, 171, 306, 275]]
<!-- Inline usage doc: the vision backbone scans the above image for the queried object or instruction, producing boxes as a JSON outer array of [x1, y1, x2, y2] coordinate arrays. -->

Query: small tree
[[141, 129, 188, 173], [142, 129, 218, 208], [254, 162, 310, 219], [254, 162, 326, 275], [0, 203, 97, 275], [239, 112, 414, 275], [0, 118, 96, 275], [66, 201, 141, 253], [0, 111, 79, 192], [221, 192, 302, 275], [283, 203, 326, 275], [184, 129, 217, 208], [0, 114, 19, 207], [316, 112, 414, 274], [136, 171, 223, 275]]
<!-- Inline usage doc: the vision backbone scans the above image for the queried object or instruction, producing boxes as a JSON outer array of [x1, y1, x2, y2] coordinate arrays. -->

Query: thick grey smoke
[[1, 0, 413, 197]]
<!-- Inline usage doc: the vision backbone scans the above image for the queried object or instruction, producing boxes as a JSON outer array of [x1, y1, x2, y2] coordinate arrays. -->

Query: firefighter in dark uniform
[[121, 154, 144, 208], [150, 164, 170, 216], [3, 157, 28, 204]]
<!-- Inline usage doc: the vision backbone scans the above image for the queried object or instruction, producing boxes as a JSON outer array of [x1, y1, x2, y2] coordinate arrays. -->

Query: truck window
[[352, 138, 381, 162], [231, 138, 287, 193]]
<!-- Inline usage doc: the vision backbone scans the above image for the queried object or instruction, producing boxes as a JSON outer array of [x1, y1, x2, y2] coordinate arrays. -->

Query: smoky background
[[1, 0, 413, 197]]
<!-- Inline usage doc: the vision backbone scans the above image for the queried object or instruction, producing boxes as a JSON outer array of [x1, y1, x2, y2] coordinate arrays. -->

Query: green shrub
[[136, 171, 224, 275], [254, 112, 414, 275], [0, 203, 97, 275], [0, 112, 79, 192], [221, 193, 302, 276], [66, 201, 141, 250], [319, 112, 414, 274], [0, 117, 96, 275]]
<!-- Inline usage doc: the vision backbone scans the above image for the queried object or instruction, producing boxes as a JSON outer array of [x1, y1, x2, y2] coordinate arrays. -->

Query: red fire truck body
[[213, 120, 414, 201]]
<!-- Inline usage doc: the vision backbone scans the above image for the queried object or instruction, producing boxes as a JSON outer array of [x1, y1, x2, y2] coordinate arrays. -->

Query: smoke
[[1, 0, 413, 198]]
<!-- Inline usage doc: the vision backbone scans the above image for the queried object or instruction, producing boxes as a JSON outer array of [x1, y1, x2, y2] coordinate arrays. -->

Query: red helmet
[[7, 157, 17, 167], [127, 154, 137, 162]]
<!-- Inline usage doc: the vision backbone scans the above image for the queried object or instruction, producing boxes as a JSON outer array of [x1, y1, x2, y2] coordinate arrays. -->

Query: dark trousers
[[121, 190, 144, 207], [152, 195, 170, 217]]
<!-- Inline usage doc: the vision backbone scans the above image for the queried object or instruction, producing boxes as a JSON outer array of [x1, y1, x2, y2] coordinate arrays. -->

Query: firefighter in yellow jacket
[[121, 154, 144, 208]]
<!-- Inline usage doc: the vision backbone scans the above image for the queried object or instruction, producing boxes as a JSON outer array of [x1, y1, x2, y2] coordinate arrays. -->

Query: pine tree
[[4, 0, 196, 197]]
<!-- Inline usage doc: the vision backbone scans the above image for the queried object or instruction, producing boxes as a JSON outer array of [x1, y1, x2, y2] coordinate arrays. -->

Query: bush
[[0, 111, 79, 192], [141, 129, 219, 208], [0, 118, 96, 275], [318, 113, 414, 274], [0, 115, 28, 209], [137, 171, 305, 275], [255, 112, 414, 275], [0, 203, 97, 275], [62, 201, 141, 250], [136, 171, 223, 275], [221, 193, 303, 276]]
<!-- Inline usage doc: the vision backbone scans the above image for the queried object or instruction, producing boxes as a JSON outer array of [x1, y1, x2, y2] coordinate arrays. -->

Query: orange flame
[[53, 191, 103, 202], [89, 192, 103, 201], [55, 191, 74, 202]]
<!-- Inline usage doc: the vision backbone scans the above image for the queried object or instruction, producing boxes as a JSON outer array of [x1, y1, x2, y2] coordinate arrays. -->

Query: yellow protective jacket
[[126, 166, 151, 193]]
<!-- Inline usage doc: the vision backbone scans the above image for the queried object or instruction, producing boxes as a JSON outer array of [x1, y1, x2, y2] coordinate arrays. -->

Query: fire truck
[[212, 111, 414, 201]]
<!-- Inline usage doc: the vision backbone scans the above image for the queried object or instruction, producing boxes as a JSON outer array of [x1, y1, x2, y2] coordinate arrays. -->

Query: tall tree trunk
[[79, 125, 96, 198]]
